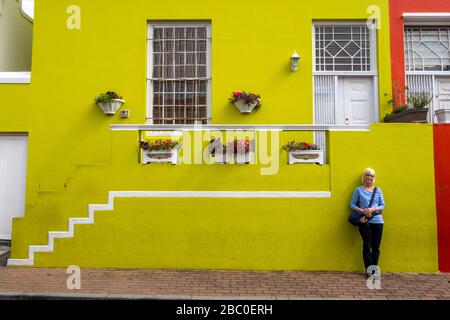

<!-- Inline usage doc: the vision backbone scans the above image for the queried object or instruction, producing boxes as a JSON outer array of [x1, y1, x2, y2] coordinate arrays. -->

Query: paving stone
[[0, 268, 448, 300]]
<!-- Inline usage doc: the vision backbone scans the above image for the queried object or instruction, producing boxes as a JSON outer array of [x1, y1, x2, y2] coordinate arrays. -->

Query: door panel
[[337, 77, 374, 125], [437, 78, 450, 110], [0, 135, 28, 240]]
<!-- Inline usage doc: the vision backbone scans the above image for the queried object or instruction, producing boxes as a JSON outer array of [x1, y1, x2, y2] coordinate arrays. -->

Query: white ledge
[[109, 191, 332, 199], [0, 72, 31, 84], [111, 124, 371, 132], [403, 13, 450, 25]]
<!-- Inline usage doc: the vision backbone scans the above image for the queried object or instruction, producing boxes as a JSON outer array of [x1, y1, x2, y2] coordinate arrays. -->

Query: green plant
[[94, 91, 123, 104], [385, 81, 410, 116], [391, 105, 408, 114], [282, 141, 319, 151], [407, 91, 432, 109], [139, 139, 180, 151]]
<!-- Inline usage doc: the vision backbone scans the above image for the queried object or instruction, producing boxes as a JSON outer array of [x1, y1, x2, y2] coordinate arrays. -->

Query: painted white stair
[[7, 202, 112, 266], [7, 191, 331, 266]]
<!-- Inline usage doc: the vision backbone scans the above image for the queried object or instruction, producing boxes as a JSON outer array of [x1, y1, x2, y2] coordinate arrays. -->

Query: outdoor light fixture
[[290, 50, 300, 72]]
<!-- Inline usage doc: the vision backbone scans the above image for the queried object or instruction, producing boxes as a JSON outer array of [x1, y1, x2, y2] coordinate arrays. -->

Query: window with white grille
[[314, 25, 373, 72], [404, 27, 450, 72], [147, 23, 211, 124]]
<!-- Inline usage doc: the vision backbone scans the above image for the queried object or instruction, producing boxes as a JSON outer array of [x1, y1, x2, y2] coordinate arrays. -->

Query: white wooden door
[[436, 78, 450, 110], [0, 135, 28, 240], [337, 77, 374, 125]]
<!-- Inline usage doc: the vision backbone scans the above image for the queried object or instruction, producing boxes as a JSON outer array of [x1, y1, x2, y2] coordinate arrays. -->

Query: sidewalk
[[0, 267, 449, 300]]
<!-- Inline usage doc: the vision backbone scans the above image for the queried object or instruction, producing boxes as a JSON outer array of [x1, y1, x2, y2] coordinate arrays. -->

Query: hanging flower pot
[[232, 99, 259, 114], [97, 99, 125, 115], [95, 91, 125, 115], [229, 91, 261, 114]]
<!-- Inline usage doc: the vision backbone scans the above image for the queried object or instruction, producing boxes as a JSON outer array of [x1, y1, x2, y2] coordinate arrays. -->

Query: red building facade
[[389, 0, 450, 272]]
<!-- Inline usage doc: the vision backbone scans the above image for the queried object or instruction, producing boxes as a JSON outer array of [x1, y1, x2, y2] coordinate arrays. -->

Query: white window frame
[[403, 13, 450, 26], [402, 14, 450, 123], [312, 21, 378, 76], [146, 22, 212, 125], [404, 26, 450, 73], [0, 1, 33, 83], [403, 14, 450, 77], [312, 21, 379, 125]]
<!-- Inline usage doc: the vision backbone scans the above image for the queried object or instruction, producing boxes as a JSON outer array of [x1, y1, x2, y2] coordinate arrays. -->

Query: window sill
[[0, 72, 31, 84]]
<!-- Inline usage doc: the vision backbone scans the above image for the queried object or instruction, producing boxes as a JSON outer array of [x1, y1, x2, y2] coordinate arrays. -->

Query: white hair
[[361, 168, 376, 183]]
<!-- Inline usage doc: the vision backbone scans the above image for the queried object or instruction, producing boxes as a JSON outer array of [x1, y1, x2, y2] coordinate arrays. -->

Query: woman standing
[[350, 168, 385, 277]]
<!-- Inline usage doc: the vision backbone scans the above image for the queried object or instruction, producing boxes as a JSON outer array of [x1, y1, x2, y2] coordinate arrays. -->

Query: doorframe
[[0, 133, 28, 240]]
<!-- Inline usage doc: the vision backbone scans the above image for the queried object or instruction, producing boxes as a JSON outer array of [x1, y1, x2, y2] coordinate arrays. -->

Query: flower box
[[235, 151, 252, 164], [288, 150, 324, 165], [214, 151, 252, 164], [383, 108, 429, 123], [139, 139, 181, 165], [142, 149, 179, 165], [215, 151, 232, 164], [232, 100, 259, 114], [435, 109, 450, 124], [210, 138, 255, 164]]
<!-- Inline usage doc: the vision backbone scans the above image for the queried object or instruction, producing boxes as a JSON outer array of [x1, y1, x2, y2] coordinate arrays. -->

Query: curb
[[0, 292, 334, 300]]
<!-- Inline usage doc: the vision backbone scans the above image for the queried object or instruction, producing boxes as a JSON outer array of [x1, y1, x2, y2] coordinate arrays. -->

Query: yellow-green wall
[[3, 0, 393, 193], [2, 1, 437, 272], [20, 124, 436, 272]]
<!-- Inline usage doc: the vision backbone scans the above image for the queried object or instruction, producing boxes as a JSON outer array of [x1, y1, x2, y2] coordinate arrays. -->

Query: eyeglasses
[[365, 174, 375, 177]]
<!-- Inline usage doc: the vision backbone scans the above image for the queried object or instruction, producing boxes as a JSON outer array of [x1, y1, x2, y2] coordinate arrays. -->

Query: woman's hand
[[362, 208, 375, 218]]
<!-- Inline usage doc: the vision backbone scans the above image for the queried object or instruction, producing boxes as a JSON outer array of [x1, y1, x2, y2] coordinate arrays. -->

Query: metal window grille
[[315, 25, 372, 72], [404, 27, 450, 72], [313, 75, 335, 161], [406, 74, 434, 122], [149, 25, 210, 124]]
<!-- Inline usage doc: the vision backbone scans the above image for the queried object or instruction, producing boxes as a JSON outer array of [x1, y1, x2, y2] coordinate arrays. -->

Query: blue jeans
[[358, 223, 383, 270]]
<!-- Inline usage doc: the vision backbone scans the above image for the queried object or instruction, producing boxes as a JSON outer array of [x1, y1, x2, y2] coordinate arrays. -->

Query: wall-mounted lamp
[[290, 50, 300, 72]]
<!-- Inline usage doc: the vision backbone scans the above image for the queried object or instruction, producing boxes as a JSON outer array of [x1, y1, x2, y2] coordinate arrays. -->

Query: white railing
[[406, 73, 435, 123]]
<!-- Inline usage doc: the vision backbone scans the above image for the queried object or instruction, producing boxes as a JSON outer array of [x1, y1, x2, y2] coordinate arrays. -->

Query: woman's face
[[363, 173, 375, 186]]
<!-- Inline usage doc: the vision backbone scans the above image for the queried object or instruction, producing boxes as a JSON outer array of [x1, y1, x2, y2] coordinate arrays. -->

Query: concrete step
[[0, 246, 11, 267]]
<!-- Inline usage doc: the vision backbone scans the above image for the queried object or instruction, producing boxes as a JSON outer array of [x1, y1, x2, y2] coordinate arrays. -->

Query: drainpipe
[[17, 0, 33, 22]]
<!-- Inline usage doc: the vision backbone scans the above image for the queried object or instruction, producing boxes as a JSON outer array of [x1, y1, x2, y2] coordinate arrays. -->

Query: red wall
[[389, 0, 450, 104], [390, 1, 450, 272], [433, 125, 450, 272]]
